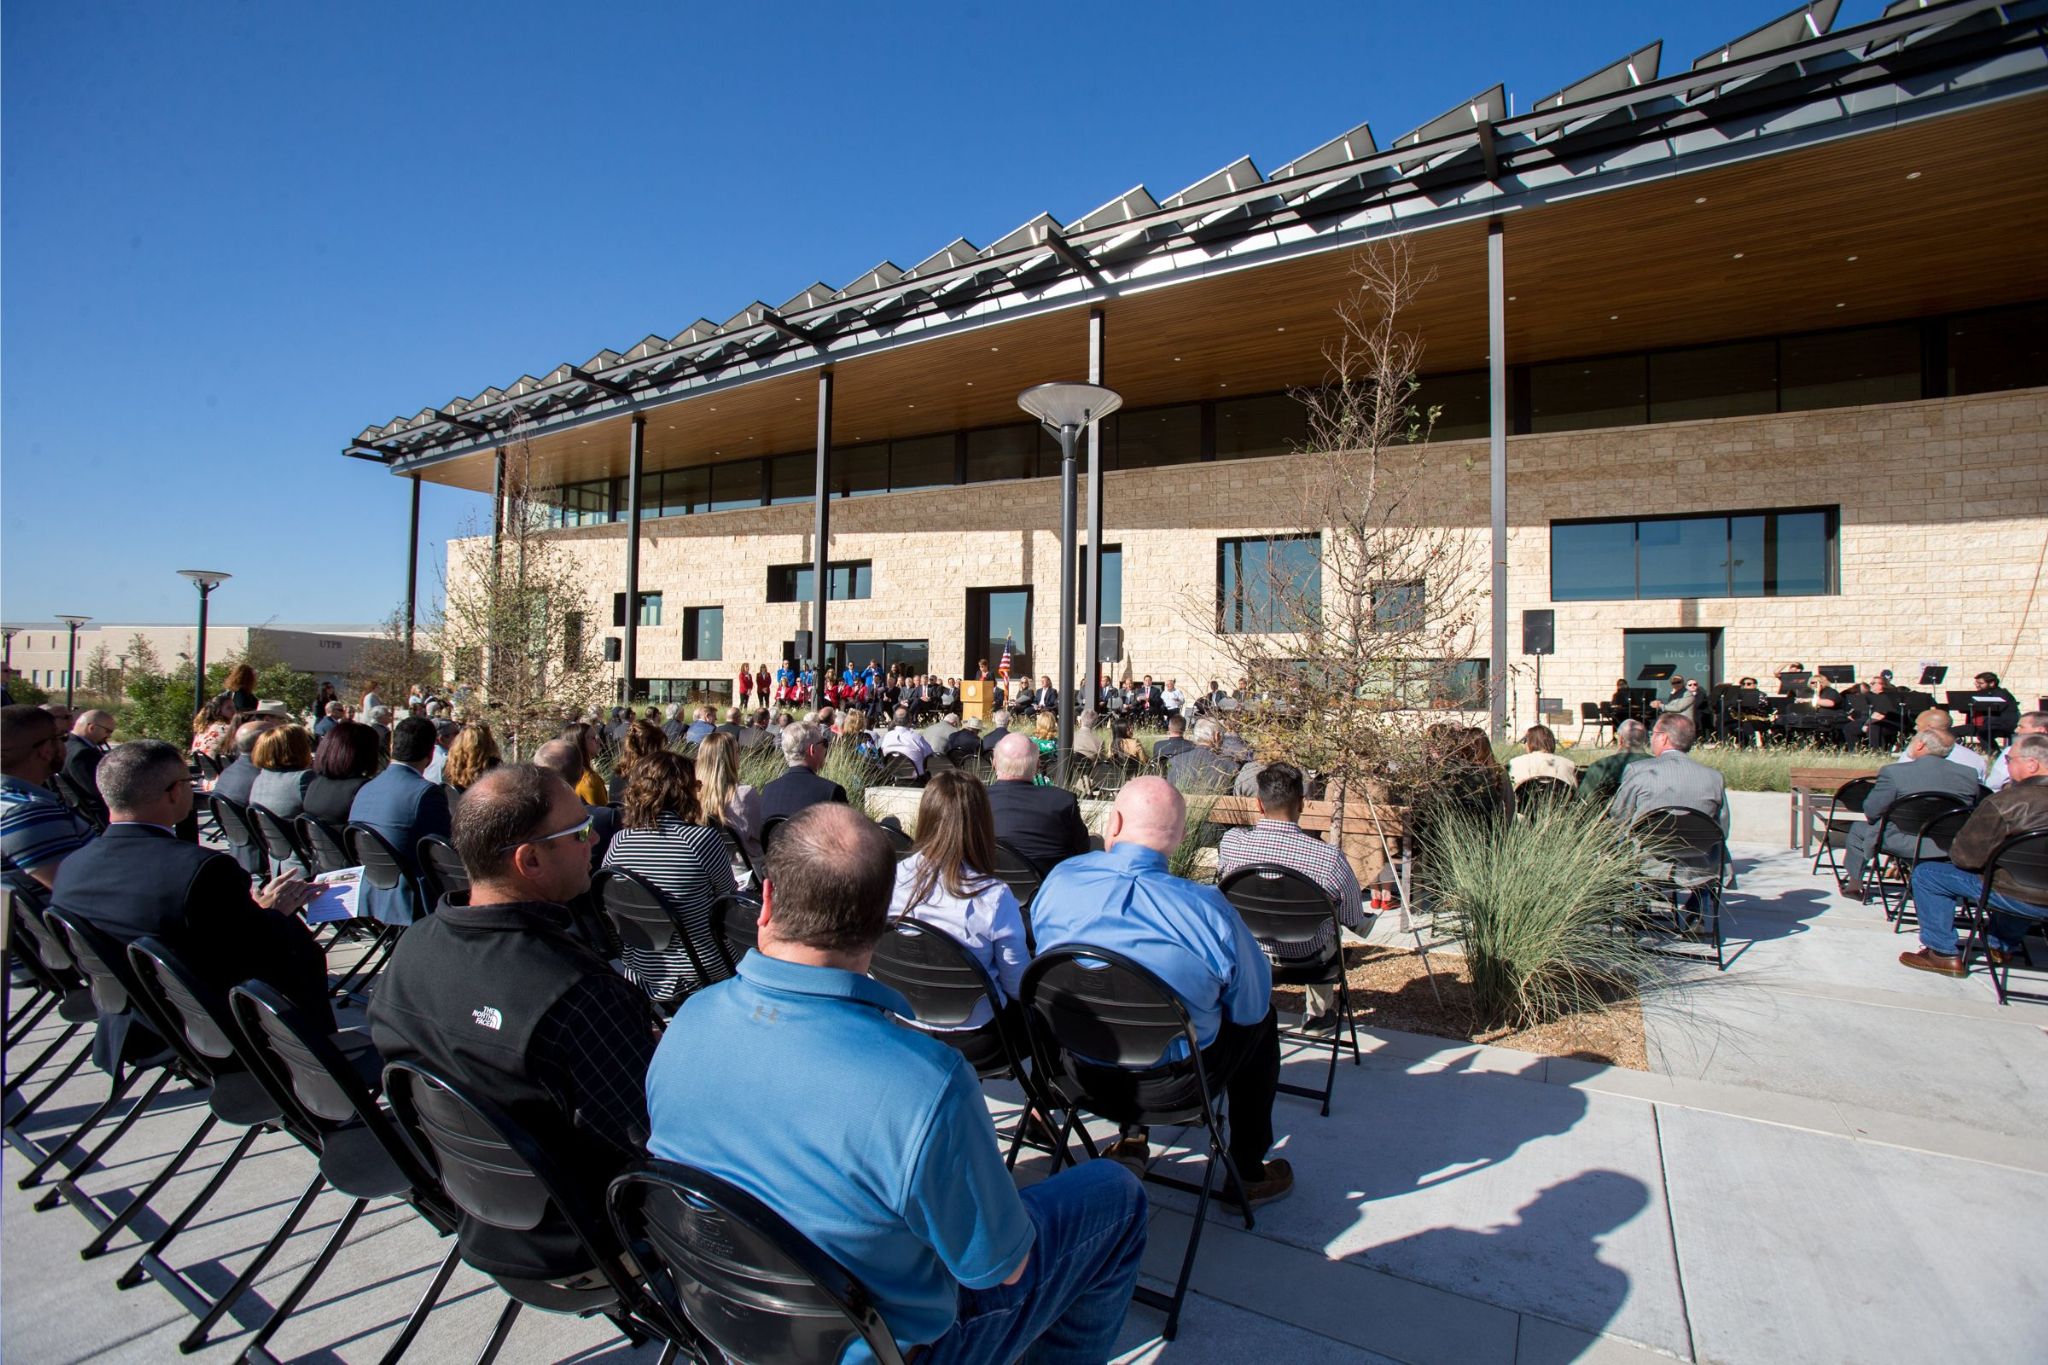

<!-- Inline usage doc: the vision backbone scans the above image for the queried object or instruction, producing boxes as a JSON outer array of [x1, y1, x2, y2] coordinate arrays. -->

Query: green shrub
[[736, 740, 787, 792], [1169, 795, 1222, 883], [822, 740, 882, 811], [1418, 801, 1661, 1029]]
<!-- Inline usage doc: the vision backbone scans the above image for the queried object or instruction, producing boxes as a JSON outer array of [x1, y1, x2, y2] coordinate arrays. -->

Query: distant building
[[3, 623, 381, 696]]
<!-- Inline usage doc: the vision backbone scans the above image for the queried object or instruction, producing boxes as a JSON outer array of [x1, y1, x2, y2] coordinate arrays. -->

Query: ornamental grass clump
[[1419, 800, 1662, 1029], [735, 739, 787, 792], [823, 740, 883, 812]]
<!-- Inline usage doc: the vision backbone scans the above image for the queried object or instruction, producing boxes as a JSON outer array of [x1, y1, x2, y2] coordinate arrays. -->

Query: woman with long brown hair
[[223, 662, 259, 714], [600, 750, 735, 1005], [610, 719, 667, 803], [441, 721, 501, 811], [889, 769, 1029, 1028]]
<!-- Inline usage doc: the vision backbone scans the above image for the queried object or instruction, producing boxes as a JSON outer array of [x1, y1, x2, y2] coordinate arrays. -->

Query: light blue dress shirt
[[1030, 841, 1273, 1051]]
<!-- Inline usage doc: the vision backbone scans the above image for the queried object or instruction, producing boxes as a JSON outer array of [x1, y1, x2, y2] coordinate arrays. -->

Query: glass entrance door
[[1623, 629, 1722, 692], [965, 588, 1032, 680]]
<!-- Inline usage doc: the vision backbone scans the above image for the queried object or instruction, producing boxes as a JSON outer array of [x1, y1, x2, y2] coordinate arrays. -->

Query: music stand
[[1637, 664, 1676, 683], [1919, 666, 1947, 687], [1818, 665, 1855, 684], [1777, 670, 1810, 696]]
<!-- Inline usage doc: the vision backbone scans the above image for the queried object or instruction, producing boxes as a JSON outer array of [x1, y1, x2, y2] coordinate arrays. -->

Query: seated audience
[[1161, 679, 1187, 715], [1217, 762, 1367, 1030], [839, 709, 875, 755], [423, 719, 458, 784], [1912, 708, 1988, 782], [1986, 711, 2048, 792], [986, 732, 1090, 871], [683, 705, 717, 746], [1109, 716, 1146, 766], [1578, 719, 1649, 806], [1072, 708, 1104, 759], [646, 803, 1145, 1361], [878, 707, 934, 775], [661, 704, 688, 746], [1839, 729, 1981, 900], [695, 731, 764, 870], [54, 740, 326, 1069], [944, 716, 984, 766], [441, 720, 502, 812], [1608, 715, 1728, 835], [1032, 778, 1291, 1202], [758, 720, 848, 824], [1151, 715, 1194, 764], [2, 704, 97, 907], [714, 706, 750, 742], [533, 738, 618, 867], [367, 704, 394, 755], [980, 709, 1012, 756], [601, 751, 735, 1004], [249, 724, 318, 821], [890, 771, 1029, 1031], [214, 713, 279, 808], [303, 721, 382, 828], [559, 721, 612, 807], [1902, 733, 2048, 977], [921, 708, 961, 754], [313, 700, 345, 740], [610, 719, 665, 803], [192, 696, 238, 759], [1165, 717, 1243, 794], [1032, 711, 1058, 756], [62, 709, 117, 815], [223, 663, 260, 716], [370, 765, 659, 1282], [348, 715, 452, 925], [1507, 724, 1578, 791]]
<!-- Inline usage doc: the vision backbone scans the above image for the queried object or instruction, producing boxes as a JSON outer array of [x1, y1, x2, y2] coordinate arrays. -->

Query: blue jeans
[[926, 1160, 1147, 1365], [1909, 861, 2043, 956]]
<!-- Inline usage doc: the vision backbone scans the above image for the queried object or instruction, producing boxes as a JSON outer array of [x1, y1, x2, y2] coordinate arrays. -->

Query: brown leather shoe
[[1987, 947, 2013, 967], [1898, 948, 1966, 978], [1837, 880, 1869, 904], [1239, 1157, 1295, 1208]]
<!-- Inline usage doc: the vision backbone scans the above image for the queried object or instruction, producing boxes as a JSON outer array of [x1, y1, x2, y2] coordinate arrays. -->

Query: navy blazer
[[985, 777, 1091, 872], [756, 765, 849, 825], [347, 762, 451, 925], [51, 823, 334, 1069]]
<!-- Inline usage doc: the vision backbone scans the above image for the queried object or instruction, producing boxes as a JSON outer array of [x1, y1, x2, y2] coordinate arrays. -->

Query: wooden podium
[[961, 680, 993, 722]]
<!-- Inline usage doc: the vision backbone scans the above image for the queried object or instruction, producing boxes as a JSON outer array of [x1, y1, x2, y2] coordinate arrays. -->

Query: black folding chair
[[1870, 793, 1975, 923], [211, 794, 269, 878], [1890, 806, 1974, 934], [1576, 702, 1611, 746], [125, 937, 336, 1351], [1957, 829, 2048, 1007], [759, 815, 788, 854], [875, 753, 921, 787], [594, 868, 723, 1013], [1, 894, 99, 1139], [336, 824, 419, 994], [708, 893, 762, 976], [991, 841, 1045, 952], [1811, 776, 1878, 881], [251, 804, 315, 878], [416, 833, 470, 910], [1627, 808, 1729, 970], [1513, 777, 1576, 818], [52, 770, 108, 832], [1021, 947, 1253, 1341], [610, 1160, 903, 1365], [868, 917, 1067, 1169], [296, 815, 355, 875], [1219, 864, 1361, 1117], [193, 752, 224, 780], [229, 981, 460, 1365], [878, 822, 915, 859], [382, 1060, 693, 1365], [714, 823, 756, 889]]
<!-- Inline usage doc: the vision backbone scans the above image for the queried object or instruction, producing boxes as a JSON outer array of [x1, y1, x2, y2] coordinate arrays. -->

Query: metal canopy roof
[[346, 0, 2048, 473]]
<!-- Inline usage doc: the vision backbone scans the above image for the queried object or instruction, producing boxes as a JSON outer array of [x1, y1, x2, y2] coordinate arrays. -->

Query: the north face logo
[[471, 1006, 503, 1031]]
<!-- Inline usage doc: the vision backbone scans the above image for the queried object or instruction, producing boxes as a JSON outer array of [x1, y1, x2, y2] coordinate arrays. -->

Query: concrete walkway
[[5, 844, 2044, 1364]]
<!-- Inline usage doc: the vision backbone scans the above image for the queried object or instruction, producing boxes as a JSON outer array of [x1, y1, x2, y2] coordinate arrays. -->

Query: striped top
[[1, 774, 94, 908], [601, 813, 737, 1003]]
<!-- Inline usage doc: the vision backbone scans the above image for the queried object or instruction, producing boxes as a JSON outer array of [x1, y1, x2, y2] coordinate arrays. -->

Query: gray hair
[[1912, 729, 1955, 758], [943, 711, 961, 726], [990, 709, 1010, 730], [99, 740, 186, 812], [235, 718, 279, 754], [1651, 714, 1697, 752], [1614, 719, 1649, 752], [370, 705, 394, 723], [1079, 708, 1099, 727], [324, 701, 346, 717], [2006, 733, 2048, 768], [780, 720, 828, 765], [1192, 717, 1223, 748]]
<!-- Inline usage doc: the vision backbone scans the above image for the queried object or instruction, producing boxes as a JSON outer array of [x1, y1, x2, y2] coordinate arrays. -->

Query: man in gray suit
[[1608, 714, 1727, 835], [1839, 728, 1980, 900]]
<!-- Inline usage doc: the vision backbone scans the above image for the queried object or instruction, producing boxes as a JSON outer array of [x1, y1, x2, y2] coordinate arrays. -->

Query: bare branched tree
[[432, 438, 611, 757], [348, 610, 436, 711], [1201, 239, 1489, 839]]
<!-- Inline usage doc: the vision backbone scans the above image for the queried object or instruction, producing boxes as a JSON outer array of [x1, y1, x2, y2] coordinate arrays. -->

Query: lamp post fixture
[[177, 571, 231, 720], [54, 616, 93, 709], [1016, 381, 1122, 762]]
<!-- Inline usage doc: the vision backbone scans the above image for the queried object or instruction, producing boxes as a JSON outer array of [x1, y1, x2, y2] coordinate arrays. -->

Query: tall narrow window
[[682, 607, 723, 662]]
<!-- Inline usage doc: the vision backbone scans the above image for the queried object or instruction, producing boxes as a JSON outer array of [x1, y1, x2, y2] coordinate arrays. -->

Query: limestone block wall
[[462, 387, 2048, 715]]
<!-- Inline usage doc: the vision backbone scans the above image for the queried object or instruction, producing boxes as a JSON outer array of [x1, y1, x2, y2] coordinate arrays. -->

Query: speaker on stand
[[1522, 610, 1555, 728]]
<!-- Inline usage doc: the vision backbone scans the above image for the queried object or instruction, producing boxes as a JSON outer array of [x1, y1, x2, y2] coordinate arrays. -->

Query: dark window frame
[[1216, 534, 1322, 635], [1549, 506, 1839, 602], [681, 606, 724, 662]]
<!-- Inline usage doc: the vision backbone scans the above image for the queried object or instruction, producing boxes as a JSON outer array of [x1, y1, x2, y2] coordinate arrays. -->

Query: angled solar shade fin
[[1533, 41, 1664, 111], [718, 303, 770, 334], [1270, 121, 1376, 180], [1064, 185, 1160, 232], [779, 283, 836, 314], [581, 349, 625, 372], [1693, 0, 1841, 69], [981, 213, 1061, 259], [1160, 156, 1263, 209], [833, 262, 904, 300], [905, 238, 979, 279], [1392, 85, 1506, 172], [671, 319, 721, 347], [625, 335, 669, 362]]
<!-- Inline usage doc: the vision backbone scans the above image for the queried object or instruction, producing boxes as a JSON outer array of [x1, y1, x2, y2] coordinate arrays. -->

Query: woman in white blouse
[[889, 770, 1030, 1030]]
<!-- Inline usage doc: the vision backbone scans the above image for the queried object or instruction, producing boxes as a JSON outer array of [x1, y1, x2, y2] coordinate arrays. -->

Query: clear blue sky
[[2, 1, 1880, 627]]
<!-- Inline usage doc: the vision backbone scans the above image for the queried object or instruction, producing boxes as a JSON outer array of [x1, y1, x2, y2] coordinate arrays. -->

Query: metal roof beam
[[569, 366, 633, 399]]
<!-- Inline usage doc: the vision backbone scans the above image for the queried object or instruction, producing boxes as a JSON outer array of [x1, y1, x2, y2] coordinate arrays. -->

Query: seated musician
[[1860, 672, 1905, 752], [1728, 677, 1771, 746], [1964, 672, 2020, 752], [1608, 678, 1633, 721]]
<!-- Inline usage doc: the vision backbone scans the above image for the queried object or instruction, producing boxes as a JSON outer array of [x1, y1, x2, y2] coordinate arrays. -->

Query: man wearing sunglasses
[[370, 764, 660, 1285]]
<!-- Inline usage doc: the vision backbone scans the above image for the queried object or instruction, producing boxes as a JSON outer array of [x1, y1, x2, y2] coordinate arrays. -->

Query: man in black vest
[[369, 764, 659, 1284]]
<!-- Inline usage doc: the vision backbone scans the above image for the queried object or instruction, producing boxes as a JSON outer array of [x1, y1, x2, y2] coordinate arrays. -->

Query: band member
[[1728, 676, 1772, 746], [1858, 673, 1905, 751]]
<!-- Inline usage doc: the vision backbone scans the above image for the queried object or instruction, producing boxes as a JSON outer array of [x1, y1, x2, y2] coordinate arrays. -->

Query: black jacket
[[985, 778, 1091, 871], [51, 823, 334, 1070], [757, 765, 849, 824], [61, 735, 109, 825], [302, 774, 370, 828]]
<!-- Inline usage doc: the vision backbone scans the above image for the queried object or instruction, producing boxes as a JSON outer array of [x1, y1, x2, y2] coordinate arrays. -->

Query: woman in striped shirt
[[600, 749, 735, 1007]]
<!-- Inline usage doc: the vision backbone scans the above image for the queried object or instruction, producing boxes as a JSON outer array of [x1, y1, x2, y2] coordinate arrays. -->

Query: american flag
[[997, 636, 1012, 682]]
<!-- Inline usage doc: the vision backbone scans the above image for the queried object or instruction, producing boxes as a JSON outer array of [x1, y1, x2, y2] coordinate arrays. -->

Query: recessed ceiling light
[[1508, 295, 1517, 301], [1275, 326, 1286, 332], [1906, 171, 1922, 180], [908, 403, 916, 408], [1694, 196, 1708, 205], [710, 406, 718, 411], [1846, 255, 1858, 262], [1836, 302, 1846, 308], [990, 346, 1000, 352], [1732, 252, 1744, 259], [1173, 356, 1182, 362], [1609, 314, 1618, 321], [965, 381, 974, 386], [1219, 382, 1228, 388]]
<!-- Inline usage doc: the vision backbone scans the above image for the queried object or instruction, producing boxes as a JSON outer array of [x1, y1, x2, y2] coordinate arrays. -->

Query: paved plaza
[[5, 824, 2044, 1364]]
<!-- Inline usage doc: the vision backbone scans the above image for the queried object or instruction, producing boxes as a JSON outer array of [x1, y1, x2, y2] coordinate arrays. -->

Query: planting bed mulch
[[1271, 944, 1648, 1071]]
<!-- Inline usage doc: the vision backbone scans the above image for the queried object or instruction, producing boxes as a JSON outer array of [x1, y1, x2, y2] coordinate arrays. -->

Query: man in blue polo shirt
[[645, 803, 1146, 1363], [1031, 776, 1292, 1205]]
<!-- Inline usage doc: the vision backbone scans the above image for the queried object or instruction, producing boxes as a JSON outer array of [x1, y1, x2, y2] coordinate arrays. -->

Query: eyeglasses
[[497, 815, 593, 855]]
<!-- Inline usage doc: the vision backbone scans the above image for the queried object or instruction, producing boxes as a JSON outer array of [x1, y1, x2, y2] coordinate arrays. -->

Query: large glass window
[[682, 607, 723, 661], [708, 460, 762, 511], [1217, 535, 1321, 634], [833, 444, 888, 499], [966, 588, 1032, 679], [1529, 354, 1646, 432], [1410, 370, 1490, 441], [1118, 405, 1202, 469], [1551, 509, 1836, 601], [1949, 301, 2048, 395], [889, 434, 955, 492], [611, 591, 662, 627], [1215, 394, 1305, 460], [1075, 543, 1123, 624], [768, 453, 813, 505], [965, 424, 1038, 483], [1780, 324, 1920, 410], [1649, 341, 1776, 423], [1373, 580, 1424, 632], [766, 560, 873, 603]]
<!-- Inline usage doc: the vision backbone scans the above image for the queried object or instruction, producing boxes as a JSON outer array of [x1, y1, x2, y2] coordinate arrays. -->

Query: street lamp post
[[177, 571, 232, 720], [1016, 382, 1123, 762], [54, 616, 92, 709]]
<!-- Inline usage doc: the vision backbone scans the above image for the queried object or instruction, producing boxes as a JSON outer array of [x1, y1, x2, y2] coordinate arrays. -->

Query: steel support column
[[1056, 426, 1078, 758], [1084, 309, 1106, 713], [490, 449, 506, 555], [622, 414, 645, 705], [404, 474, 421, 662], [811, 371, 833, 682], [1487, 221, 1509, 740]]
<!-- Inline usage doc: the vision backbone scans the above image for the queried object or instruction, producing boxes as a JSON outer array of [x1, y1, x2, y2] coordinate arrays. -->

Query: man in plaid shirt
[[1217, 762, 1368, 1030]]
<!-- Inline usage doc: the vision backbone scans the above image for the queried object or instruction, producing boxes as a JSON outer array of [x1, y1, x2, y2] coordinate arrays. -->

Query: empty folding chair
[[1220, 864, 1361, 1116], [610, 1160, 901, 1365], [1513, 777, 1576, 818], [1, 894, 99, 1133]]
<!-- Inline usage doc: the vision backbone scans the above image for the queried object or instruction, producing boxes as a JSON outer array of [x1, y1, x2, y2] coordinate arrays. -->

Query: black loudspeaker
[[1522, 609, 1555, 656], [602, 638, 622, 662], [793, 630, 813, 662]]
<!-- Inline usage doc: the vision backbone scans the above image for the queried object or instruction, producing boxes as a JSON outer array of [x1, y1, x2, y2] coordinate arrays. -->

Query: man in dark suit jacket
[[980, 710, 1014, 756], [1151, 715, 1195, 764], [1030, 678, 1059, 715], [986, 733, 1090, 871], [758, 721, 849, 825], [61, 710, 116, 823], [348, 716, 451, 925], [51, 740, 328, 1069], [1840, 729, 1982, 897]]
